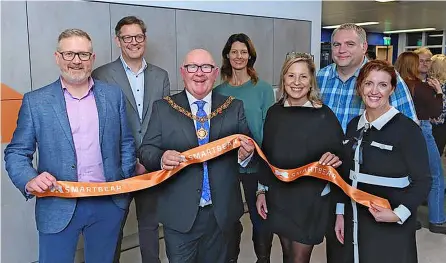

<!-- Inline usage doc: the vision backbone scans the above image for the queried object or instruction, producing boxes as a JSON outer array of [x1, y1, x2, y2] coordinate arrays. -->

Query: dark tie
[[194, 100, 211, 202]]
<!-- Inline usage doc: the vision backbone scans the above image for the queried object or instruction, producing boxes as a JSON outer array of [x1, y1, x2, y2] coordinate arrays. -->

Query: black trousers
[[432, 122, 446, 156], [113, 189, 160, 263], [227, 172, 273, 262], [163, 205, 227, 263], [325, 200, 344, 263]]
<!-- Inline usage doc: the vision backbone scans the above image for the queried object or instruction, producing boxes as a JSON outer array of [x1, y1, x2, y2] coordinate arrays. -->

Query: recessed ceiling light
[[428, 34, 444, 37], [323, 22, 380, 29], [383, 28, 436, 34], [375, 0, 396, 2]]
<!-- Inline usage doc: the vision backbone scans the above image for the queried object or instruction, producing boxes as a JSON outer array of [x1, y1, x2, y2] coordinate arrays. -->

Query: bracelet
[[256, 189, 266, 197]]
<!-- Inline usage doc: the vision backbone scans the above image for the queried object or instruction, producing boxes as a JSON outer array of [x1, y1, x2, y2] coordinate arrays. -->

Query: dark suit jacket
[[92, 58, 170, 148], [4, 79, 136, 234], [139, 91, 251, 233]]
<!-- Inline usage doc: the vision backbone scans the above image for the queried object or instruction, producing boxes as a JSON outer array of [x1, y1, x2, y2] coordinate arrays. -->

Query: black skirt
[[266, 184, 331, 245]]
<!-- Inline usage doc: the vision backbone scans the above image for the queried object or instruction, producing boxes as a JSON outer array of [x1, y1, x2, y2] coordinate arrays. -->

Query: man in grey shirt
[[92, 16, 170, 263]]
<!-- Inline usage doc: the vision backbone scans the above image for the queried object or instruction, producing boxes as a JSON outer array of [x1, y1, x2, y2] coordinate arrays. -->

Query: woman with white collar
[[255, 53, 344, 263], [335, 60, 432, 263]]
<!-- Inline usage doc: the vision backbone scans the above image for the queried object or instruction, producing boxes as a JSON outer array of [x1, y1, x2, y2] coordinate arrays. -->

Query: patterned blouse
[[431, 84, 446, 125]]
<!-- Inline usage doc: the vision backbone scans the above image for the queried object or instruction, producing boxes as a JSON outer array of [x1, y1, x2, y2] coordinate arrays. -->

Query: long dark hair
[[220, 33, 258, 84]]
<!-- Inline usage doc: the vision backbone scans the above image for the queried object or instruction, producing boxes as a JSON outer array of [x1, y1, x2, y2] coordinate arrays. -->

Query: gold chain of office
[[163, 96, 235, 123]]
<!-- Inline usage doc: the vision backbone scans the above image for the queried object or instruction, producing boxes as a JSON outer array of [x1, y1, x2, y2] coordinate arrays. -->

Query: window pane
[[426, 31, 444, 46], [429, 48, 443, 55], [406, 33, 422, 46]]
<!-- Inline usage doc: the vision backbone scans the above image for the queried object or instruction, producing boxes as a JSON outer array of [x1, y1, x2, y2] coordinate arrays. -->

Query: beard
[[60, 69, 90, 84]]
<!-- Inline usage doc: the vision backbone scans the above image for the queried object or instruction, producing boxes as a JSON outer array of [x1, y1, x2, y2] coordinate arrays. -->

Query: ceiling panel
[[322, 1, 446, 33]]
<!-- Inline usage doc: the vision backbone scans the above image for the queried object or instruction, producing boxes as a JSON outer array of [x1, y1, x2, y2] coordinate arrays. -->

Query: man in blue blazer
[[4, 29, 136, 263]]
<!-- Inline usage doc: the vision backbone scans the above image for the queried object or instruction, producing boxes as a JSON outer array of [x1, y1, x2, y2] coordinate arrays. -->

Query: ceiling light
[[323, 22, 380, 29], [375, 0, 396, 3], [428, 34, 444, 37], [383, 28, 436, 34]]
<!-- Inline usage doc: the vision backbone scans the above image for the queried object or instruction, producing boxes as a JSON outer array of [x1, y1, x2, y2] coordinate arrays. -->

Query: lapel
[[142, 64, 154, 121], [93, 83, 107, 146], [209, 93, 226, 142], [49, 80, 75, 152], [173, 91, 199, 148], [110, 59, 138, 113]]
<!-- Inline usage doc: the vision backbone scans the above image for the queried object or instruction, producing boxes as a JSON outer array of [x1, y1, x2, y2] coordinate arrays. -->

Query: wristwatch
[[256, 189, 266, 197]]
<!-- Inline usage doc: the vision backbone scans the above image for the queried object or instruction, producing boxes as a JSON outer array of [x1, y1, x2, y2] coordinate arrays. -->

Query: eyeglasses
[[119, 34, 146, 43], [58, 51, 92, 61], [184, 64, 215, 73], [286, 52, 314, 61], [419, 59, 432, 64]]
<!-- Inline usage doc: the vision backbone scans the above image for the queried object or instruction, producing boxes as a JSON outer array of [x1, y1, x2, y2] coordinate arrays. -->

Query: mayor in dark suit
[[92, 16, 170, 263], [139, 49, 255, 263], [4, 29, 136, 263]]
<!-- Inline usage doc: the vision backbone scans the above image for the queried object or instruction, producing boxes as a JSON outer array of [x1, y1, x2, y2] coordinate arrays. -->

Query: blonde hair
[[414, 47, 433, 57], [57, 28, 92, 51], [430, 54, 446, 85], [331, 23, 367, 44], [278, 56, 322, 106]]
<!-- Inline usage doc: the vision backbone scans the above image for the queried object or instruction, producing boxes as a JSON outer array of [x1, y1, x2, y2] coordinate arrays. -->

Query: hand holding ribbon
[[31, 134, 391, 209]]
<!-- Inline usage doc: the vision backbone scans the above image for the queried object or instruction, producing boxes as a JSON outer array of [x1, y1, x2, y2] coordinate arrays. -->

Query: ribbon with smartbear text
[[32, 134, 391, 209]]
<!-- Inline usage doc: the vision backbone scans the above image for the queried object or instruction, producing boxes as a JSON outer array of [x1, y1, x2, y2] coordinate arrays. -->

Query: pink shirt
[[62, 78, 106, 182]]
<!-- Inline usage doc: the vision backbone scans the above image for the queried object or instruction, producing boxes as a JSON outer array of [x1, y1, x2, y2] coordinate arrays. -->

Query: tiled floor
[[120, 157, 446, 262], [120, 213, 446, 263]]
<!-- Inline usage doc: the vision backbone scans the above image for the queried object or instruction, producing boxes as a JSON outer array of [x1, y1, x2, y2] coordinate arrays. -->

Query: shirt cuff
[[24, 188, 34, 199], [258, 182, 269, 191], [393, 204, 411, 224], [238, 151, 253, 167], [336, 203, 345, 215]]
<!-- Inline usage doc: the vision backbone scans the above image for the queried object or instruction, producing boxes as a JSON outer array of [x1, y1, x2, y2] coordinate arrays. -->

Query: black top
[[406, 79, 443, 120], [339, 110, 431, 263], [259, 103, 344, 244], [342, 112, 431, 214]]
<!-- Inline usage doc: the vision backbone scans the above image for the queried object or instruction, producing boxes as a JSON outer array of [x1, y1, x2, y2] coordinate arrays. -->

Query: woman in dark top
[[335, 60, 431, 263], [394, 52, 446, 234], [255, 53, 344, 263], [429, 54, 446, 156]]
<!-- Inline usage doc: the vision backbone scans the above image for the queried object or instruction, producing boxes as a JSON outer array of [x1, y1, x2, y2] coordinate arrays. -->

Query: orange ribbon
[[33, 134, 391, 209]]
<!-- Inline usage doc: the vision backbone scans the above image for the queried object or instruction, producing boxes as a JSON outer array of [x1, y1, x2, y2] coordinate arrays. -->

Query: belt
[[349, 170, 410, 188]]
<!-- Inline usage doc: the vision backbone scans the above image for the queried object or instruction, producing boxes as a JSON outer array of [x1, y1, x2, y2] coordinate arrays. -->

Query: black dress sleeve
[[324, 106, 351, 212], [397, 119, 432, 214], [258, 106, 276, 187]]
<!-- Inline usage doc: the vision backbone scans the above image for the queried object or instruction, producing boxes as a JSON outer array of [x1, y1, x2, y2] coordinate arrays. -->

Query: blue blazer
[[4, 79, 136, 234]]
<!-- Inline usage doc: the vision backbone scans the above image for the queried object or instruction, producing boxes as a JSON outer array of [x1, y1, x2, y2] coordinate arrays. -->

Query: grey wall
[[1, 1, 311, 262]]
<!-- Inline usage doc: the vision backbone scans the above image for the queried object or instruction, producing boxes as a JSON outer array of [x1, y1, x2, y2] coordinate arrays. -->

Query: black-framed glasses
[[286, 51, 314, 61], [58, 51, 92, 61], [184, 64, 215, 73], [119, 34, 146, 43]]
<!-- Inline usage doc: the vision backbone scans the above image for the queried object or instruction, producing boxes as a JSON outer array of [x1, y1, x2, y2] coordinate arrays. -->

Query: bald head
[[183, 49, 216, 66], [181, 49, 219, 100]]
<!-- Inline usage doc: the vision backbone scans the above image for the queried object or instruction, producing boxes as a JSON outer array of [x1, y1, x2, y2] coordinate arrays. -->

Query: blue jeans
[[420, 120, 446, 224]]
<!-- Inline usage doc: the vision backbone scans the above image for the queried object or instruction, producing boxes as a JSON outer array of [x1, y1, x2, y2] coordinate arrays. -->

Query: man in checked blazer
[[92, 16, 170, 263]]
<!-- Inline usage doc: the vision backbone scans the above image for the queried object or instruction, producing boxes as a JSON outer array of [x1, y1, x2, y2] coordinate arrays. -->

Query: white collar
[[119, 55, 147, 74], [357, 107, 399, 131], [185, 89, 212, 107], [284, 100, 314, 108]]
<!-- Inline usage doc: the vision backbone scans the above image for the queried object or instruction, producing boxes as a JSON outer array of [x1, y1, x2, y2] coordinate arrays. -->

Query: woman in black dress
[[255, 53, 344, 263], [335, 60, 432, 263]]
